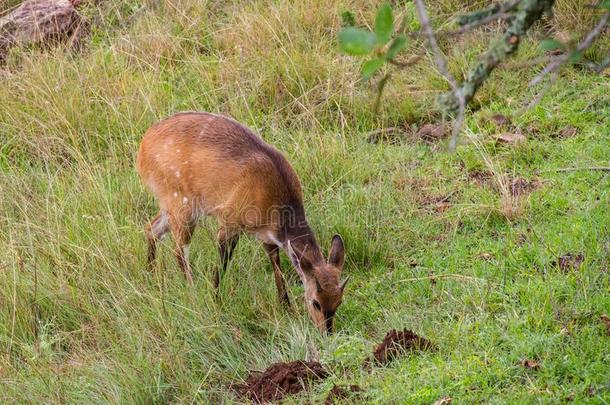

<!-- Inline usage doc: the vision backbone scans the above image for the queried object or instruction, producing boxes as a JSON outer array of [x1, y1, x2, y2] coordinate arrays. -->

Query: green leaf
[[341, 10, 356, 27], [361, 58, 385, 79], [339, 27, 377, 56], [599, 0, 610, 11], [375, 3, 394, 45], [386, 35, 407, 60], [569, 50, 583, 64], [539, 39, 565, 52]]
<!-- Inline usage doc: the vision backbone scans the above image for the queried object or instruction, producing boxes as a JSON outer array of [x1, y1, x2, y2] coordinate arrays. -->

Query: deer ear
[[287, 240, 313, 278], [339, 275, 350, 292], [328, 234, 345, 270]]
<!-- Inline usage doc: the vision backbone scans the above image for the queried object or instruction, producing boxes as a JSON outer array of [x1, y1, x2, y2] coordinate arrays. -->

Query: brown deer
[[136, 112, 348, 333]]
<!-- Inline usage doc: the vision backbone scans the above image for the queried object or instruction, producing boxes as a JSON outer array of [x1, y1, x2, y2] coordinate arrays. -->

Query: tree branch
[[439, 0, 556, 116], [456, 0, 522, 26], [413, 0, 466, 150]]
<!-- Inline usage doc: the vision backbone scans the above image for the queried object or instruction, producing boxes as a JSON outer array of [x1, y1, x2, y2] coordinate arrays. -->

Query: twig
[[373, 73, 391, 114], [538, 166, 610, 173], [413, 0, 466, 151], [584, 53, 610, 73], [526, 71, 558, 109], [404, 12, 513, 39], [396, 273, 491, 284], [453, 12, 513, 35], [388, 54, 424, 68], [530, 11, 610, 86]]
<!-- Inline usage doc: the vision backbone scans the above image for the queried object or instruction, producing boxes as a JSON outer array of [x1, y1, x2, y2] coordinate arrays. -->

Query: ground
[[0, 0, 609, 403]]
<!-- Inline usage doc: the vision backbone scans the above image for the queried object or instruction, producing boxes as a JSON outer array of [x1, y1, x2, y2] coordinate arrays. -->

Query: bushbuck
[[136, 112, 349, 333]]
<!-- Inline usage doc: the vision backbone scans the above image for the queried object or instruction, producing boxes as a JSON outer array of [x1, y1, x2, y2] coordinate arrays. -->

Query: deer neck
[[281, 210, 324, 267]]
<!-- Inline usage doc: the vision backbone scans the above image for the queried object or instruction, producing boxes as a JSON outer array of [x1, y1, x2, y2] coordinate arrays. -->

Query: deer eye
[[312, 300, 321, 311]]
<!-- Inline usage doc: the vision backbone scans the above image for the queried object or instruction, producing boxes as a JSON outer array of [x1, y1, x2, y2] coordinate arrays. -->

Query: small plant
[[338, 3, 407, 80]]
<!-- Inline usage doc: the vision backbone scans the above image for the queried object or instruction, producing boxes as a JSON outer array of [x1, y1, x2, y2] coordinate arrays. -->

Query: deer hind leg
[[215, 226, 240, 291], [169, 209, 197, 284], [145, 211, 170, 270], [263, 243, 291, 306]]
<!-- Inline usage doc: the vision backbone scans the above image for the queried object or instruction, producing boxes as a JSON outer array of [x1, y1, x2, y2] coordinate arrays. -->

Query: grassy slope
[[1, 0, 609, 403]]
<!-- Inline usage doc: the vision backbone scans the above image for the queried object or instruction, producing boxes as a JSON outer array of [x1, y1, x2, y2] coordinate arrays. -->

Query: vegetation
[[1, 0, 609, 402]]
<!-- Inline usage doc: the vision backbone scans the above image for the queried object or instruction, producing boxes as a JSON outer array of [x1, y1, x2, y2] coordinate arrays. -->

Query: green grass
[[1, 0, 609, 403]]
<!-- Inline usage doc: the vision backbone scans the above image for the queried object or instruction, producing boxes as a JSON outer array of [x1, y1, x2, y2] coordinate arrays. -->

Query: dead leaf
[[433, 201, 452, 212], [586, 385, 596, 397], [521, 359, 540, 370], [417, 124, 446, 142], [495, 132, 526, 146], [552, 254, 584, 272], [489, 113, 511, 127], [600, 314, 610, 336], [477, 253, 494, 261], [433, 397, 453, 405], [559, 126, 578, 138]]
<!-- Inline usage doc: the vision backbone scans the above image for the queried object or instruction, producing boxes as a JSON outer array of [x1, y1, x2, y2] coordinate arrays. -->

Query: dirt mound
[[324, 384, 362, 404], [235, 360, 328, 403], [367, 329, 435, 366]]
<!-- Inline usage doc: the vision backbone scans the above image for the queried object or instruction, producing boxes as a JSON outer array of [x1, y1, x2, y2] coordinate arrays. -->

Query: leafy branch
[[338, 1, 610, 149]]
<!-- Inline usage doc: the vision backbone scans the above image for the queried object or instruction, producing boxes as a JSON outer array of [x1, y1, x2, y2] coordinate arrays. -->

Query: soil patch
[[235, 361, 328, 403], [552, 253, 584, 272], [510, 177, 539, 197], [324, 384, 362, 404], [366, 329, 435, 367], [419, 193, 454, 213], [559, 126, 578, 138], [489, 113, 511, 127], [467, 169, 492, 185], [521, 358, 540, 370], [599, 314, 610, 336]]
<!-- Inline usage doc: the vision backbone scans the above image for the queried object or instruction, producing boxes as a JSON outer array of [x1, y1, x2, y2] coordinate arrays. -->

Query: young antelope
[[136, 112, 348, 333]]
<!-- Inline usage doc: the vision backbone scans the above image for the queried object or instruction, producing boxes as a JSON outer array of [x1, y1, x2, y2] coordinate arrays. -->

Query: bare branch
[[530, 11, 610, 86], [413, 0, 466, 150], [404, 12, 513, 40], [538, 166, 610, 173], [526, 71, 558, 109], [584, 54, 610, 72]]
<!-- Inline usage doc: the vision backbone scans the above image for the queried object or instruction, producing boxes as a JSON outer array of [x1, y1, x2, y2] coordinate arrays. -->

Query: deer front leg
[[216, 226, 240, 291], [263, 243, 291, 307]]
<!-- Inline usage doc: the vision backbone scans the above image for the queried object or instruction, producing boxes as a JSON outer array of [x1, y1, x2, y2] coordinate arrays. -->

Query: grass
[[1, 0, 610, 403]]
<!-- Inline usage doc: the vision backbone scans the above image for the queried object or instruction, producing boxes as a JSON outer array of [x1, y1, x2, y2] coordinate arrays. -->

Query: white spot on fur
[[256, 230, 282, 247], [173, 192, 178, 198], [182, 197, 188, 204], [175, 171, 180, 178], [267, 232, 283, 247]]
